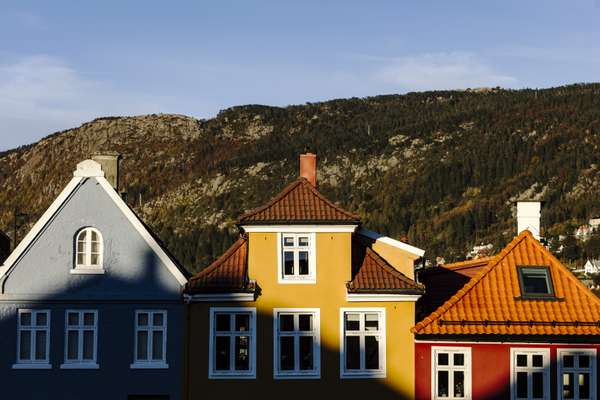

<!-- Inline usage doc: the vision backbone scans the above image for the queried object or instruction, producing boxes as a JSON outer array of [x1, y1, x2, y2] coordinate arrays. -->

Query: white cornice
[[358, 228, 425, 258], [184, 293, 255, 303], [346, 293, 421, 302], [241, 225, 357, 233]]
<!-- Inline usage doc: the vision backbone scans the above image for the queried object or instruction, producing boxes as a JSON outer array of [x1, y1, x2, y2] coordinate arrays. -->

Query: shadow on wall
[[416, 268, 471, 321], [0, 248, 184, 400]]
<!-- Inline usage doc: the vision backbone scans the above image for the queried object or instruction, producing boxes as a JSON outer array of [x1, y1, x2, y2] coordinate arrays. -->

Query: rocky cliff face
[[2, 84, 600, 272]]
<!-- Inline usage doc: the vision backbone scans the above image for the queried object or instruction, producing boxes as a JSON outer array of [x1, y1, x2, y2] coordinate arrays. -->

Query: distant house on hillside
[[574, 217, 600, 241], [466, 243, 494, 259], [0, 230, 9, 264], [585, 259, 600, 275]]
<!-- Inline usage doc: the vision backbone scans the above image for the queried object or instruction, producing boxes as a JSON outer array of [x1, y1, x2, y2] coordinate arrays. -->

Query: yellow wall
[[186, 231, 417, 399]]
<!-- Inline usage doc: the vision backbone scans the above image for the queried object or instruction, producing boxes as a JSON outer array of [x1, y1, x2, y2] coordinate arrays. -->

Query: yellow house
[[184, 154, 425, 399]]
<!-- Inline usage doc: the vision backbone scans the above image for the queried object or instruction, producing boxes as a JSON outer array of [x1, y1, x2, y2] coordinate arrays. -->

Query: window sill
[[274, 372, 320, 380], [12, 363, 52, 369], [209, 372, 256, 380], [70, 268, 105, 275], [277, 278, 317, 285], [60, 363, 99, 369], [130, 362, 169, 369], [340, 371, 386, 379]]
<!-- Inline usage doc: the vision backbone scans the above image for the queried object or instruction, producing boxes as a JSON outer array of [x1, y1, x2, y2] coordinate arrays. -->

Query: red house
[[414, 228, 600, 400]]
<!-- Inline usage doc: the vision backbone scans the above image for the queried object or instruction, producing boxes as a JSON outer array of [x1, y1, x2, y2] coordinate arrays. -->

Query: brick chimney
[[517, 201, 541, 240], [92, 152, 121, 191], [300, 153, 317, 187]]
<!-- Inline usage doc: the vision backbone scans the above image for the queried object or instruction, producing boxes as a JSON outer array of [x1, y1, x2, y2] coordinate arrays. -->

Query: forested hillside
[[2, 84, 600, 272]]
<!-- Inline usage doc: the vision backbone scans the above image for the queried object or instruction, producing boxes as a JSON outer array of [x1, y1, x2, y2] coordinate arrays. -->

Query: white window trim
[[208, 307, 256, 379], [431, 346, 472, 400], [13, 309, 51, 369], [556, 348, 597, 400], [273, 308, 321, 379], [510, 347, 551, 400], [339, 307, 386, 379], [61, 310, 99, 369], [130, 310, 168, 369], [74, 227, 104, 272], [277, 232, 317, 284]]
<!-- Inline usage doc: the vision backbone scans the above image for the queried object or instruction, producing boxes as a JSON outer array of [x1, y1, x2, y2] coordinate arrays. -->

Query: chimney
[[517, 201, 541, 240], [92, 152, 121, 191], [300, 153, 317, 187]]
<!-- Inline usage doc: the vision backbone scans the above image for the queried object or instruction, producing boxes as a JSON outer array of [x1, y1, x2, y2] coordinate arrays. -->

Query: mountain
[[2, 84, 600, 273]]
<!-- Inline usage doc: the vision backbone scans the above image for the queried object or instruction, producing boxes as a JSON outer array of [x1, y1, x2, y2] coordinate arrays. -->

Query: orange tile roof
[[185, 238, 254, 294], [347, 238, 424, 294], [238, 178, 361, 225], [413, 230, 600, 336]]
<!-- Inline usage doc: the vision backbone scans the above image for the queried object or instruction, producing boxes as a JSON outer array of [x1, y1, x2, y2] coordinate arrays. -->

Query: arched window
[[75, 228, 103, 269]]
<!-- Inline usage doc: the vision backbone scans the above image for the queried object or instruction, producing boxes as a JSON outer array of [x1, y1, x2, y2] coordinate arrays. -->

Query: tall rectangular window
[[340, 308, 385, 378], [278, 233, 316, 283], [132, 310, 168, 368], [557, 349, 596, 400], [432, 347, 471, 400], [15, 310, 50, 367], [273, 309, 320, 378], [63, 310, 98, 368], [511, 348, 550, 400], [209, 307, 256, 378]]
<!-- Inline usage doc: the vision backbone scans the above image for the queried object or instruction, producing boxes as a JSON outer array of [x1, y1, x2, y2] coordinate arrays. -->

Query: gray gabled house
[[0, 157, 188, 400]]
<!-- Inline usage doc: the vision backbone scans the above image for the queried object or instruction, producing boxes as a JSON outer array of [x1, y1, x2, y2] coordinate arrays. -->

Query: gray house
[[0, 157, 188, 400]]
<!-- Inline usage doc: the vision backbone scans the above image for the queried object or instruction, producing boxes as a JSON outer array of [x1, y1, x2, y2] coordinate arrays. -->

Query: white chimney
[[517, 201, 541, 240]]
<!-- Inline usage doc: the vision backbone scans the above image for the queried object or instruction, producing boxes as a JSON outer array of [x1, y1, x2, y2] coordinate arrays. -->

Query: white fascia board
[[346, 293, 421, 302], [184, 293, 255, 303], [358, 228, 425, 258], [96, 178, 188, 286], [241, 225, 357, 233], [0, 177, 84, 280]]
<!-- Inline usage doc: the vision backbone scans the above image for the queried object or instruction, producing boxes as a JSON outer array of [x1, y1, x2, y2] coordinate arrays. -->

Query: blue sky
[[1, 0, 599, 150]]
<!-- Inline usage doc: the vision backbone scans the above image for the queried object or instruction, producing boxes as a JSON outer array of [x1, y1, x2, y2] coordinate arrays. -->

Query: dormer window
[[518, 266, 554, 298], [74, 228, 104, 273], [278, 233, 316, 283]]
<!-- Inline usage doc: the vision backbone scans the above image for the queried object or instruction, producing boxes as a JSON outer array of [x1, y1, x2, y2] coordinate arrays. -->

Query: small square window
[[518, 266, 554, 297], [279, 233, 316, 283]]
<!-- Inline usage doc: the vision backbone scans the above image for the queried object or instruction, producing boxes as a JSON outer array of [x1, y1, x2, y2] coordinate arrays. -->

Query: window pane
[[345, 313, 360, 331], [532, 354, 543, 367], [137, 331, 148, 360], [517, 371, 528, 398], [365, 335, 379, 370], [83, 330, 94, 360], [283, 236, 294, 247], [215, 314, 230, 331], [454, 371, 465, 398], [298, 237, 309, 247], [579, 373, 590, 399], [578, 354, 590, 368], [77, 252, 85, 265], [516, 354, 527, 367], [19, 330, 31, 360], [438, 352, 449, 366], [35, 331, 46, 360], [521, 268, 551, 295], [563, 354, 574, 368], [563, 373, 574, 399], [137, 313, 148, 327], [91, 239, 99, 252], [68, 312, 79, 326], [345, 336, 360, 370], [299, 336, 313, 370], [298, 314, 312, 331], [90, 254, 99, 265], [235, 314, 249, 332], [298, 251, 309, 275], [280, 314, 294, 332], [215, 336, 230, 370], [91, 230, 97, 241], [235, 336, 249, 371], [83, 312, 95, 326], [365, 314, 379, 331], [153, 313, 164, 327], [68, 330, 79, 360], [532, 372, 544, 398], [20, 312, 32, 326], [280, 336, 295, 371], [152, 331, 163, 360], [437, 370, 449, 397], [454, 353, 464, 366], [284, 252, 294, 275], [35, 312, 47, 326]]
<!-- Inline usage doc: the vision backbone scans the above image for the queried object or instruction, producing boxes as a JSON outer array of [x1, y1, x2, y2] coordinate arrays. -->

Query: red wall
[[415, 341, 600, 400]]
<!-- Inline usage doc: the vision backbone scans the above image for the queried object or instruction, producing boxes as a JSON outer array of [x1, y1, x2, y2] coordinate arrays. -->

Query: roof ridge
[[237, 179, 304, 223], [413, 230, 531, 333], [443, 256, 494, 270], [188, 237, 247, 282], [302, 178, 361, 220]]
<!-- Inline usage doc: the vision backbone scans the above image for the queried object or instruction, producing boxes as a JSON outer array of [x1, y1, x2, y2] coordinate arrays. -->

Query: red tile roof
[[347, 238, 424, 294], [238, 178, 361, 225], [413, 230, 600, 336], [185, 238, 253, 294]]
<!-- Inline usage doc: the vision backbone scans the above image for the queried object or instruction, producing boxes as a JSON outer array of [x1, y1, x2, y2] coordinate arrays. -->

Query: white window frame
[[73, 227, 104, 274], [557, 348, 597, 400], [61, 310, 98, 369], [510, 348, 551, 400], [339, 307, 386, 379], [277, 232, 317, 284], [209, 307, 256, 379], [14, 309, 51, 369], [131, 310, 168, 369], [273, 308, 321, 379], [431, 346, 472, 400]]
